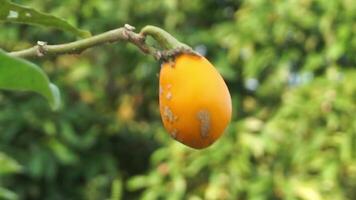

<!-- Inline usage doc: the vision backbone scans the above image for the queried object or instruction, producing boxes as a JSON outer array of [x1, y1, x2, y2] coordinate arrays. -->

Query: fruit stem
[[140, 25, 192, 51]]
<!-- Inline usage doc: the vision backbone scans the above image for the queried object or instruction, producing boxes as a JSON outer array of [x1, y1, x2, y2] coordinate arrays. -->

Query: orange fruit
[[159, 53, 232, 149]]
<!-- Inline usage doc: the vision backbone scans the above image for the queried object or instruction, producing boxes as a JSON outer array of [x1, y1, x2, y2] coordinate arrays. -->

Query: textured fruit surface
[[159, 53, 232, 149]]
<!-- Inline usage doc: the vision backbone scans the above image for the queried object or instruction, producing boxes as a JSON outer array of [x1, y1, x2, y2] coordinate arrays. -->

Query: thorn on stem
[[124, 24, 136, 31]]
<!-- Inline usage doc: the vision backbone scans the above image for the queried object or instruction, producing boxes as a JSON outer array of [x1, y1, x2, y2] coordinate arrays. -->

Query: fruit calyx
[[139, 25, 199, 62]]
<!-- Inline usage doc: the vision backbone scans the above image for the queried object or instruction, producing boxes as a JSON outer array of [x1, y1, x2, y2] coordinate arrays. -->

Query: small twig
[[8, 24, 161, 60]]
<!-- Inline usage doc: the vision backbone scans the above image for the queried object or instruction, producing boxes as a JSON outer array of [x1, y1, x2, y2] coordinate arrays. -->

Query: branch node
[[36, 41, 48, 57]]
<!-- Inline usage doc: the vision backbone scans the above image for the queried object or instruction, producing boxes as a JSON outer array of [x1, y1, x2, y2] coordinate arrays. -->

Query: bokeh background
[[0, 0, 355, 199]]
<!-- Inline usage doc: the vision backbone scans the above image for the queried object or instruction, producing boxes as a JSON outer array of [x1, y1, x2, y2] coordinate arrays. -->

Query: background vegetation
[[0, 0, 355, 199]]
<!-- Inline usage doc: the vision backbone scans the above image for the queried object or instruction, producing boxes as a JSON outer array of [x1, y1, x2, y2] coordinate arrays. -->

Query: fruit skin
[[159, 53, 232, 149]]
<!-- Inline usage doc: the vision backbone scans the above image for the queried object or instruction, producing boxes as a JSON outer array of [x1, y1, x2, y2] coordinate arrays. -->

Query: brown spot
[[166, 92, 172, 100], [166, 84, 172, 89], [196, 110, 211, 139], [170, 129, 178, 139], [163, 106, 176, 123]]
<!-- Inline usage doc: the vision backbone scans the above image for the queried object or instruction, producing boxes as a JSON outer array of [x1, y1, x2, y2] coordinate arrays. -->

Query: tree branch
[[8, 24, 161, 60]]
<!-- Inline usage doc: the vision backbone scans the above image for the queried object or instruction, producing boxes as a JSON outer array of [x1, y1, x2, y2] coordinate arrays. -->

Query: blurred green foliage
[[0, 0, 91, 38], [0, 0, 355, 199]]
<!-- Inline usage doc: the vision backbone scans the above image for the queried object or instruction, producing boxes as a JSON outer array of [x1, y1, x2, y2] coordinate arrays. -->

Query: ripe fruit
[[159, 53, 232, 149]]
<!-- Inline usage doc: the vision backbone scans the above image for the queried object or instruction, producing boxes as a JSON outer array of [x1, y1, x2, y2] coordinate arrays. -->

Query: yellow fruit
[[159, 53, 232, 149]]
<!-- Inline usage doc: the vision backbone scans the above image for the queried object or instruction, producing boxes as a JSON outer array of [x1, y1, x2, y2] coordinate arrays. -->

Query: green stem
[[140, 25, 192, 50], [8, 25, 194, 61], [8, 26, 161, 59]]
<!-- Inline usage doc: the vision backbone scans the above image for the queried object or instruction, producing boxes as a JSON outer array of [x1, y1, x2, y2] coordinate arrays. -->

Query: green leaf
[[0, 50, 61, 110], [0, 187, 18, 200], [47, 138, 79, 164], [110, 178, 123, 200], [127, 176, 150, 191], [0, 0, 91, 38], [0, 152, 22, 175]]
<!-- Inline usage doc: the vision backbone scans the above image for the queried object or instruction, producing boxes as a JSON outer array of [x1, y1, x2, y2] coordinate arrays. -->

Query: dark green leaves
[[0, 50, 61, 110], [0, 0, 90, 38]]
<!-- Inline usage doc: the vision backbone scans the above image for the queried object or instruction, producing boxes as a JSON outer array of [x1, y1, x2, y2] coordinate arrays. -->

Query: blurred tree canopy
[[0, 0, 355, 199]]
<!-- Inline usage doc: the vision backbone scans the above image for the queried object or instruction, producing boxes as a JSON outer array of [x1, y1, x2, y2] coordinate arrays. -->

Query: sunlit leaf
[[0, 0, 91, 38], [110, 178, 123, 200], [47, 138, 79, 164], [127, 176, 149, 191], [0, 152, 22, 175], [0, 187, 18, 200], [0, 50, 61, 110]]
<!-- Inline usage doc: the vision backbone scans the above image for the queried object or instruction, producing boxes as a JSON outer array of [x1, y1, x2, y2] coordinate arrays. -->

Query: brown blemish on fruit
[[164, 60, 176, 68], [163, 106, 177, 123], [170, 129, 178, 139], [196, 110, 210, 139], [166, 92, 172, 100]]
